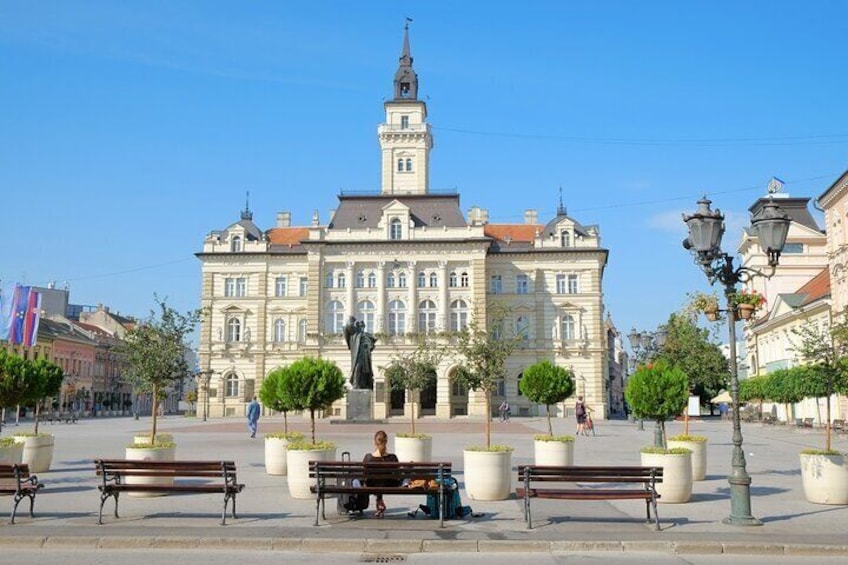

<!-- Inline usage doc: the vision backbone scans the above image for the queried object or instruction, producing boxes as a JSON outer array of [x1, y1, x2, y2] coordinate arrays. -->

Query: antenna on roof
[[557, 186, 566, 216], [241, 190, 253, 221]]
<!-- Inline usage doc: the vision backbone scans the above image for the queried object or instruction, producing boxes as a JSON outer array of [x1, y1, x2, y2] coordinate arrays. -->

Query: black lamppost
[[627, 326, 668, 440], [197, 370, 213, 422], [683, 195, 790, 527]]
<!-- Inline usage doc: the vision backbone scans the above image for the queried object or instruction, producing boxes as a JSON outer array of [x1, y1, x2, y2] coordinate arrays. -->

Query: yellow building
[[196, 28, 609, 420]]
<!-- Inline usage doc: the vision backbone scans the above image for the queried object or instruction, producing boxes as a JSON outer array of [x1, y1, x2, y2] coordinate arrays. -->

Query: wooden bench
[[94, 459, 244, 525], [803, 417, 816, 428], [516, 465, 663, 530], [832, 419, 845, 433], [0, 463, 44, 524], [309, 460, 453, 527]]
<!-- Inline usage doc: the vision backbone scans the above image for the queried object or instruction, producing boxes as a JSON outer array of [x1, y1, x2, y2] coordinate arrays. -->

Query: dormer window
[[390, 218, 403, 240], [231, 236, 242, 252], [400, 115, 409, 129]]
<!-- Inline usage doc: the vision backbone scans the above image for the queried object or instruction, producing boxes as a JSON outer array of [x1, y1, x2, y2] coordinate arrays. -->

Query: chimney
[[312, 210, 320, 227], [524, 209, 538, 225], [276, 211, 291, 228]]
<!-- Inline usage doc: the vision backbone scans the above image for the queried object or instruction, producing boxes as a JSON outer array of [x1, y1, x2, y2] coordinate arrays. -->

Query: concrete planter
[[13, 434, 55, 473], [286, 446, 336, 499], [667, 439, 707, 481], [0, 441, 24, 464], [641, 450, 692, 503], [124, 444, 176, 497], [800, 452, 848, 505], [534, 438, 574, 466], [395, 436, 433, 462], [463, 449, 513, 501], [264, 437, 292, 475]]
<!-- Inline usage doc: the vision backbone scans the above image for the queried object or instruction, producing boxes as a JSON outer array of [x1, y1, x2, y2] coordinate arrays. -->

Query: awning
[[710, 391, 733, 404]]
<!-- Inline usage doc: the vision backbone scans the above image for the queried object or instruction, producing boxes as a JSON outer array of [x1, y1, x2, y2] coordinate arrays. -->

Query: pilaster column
[[407, 261, 417, 333], [376, 261, 386, 332], [345, 260, 355, 320], [438, 260, 449, 330]]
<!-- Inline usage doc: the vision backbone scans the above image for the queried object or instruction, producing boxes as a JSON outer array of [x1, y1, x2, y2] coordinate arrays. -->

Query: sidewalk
[[2, 413, 848, 555]]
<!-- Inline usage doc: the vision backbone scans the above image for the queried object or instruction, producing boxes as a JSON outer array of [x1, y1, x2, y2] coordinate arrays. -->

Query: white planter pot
[[286, 447, 336, 499], [124, 445, 176, 497], [13, 435, 55, 473], [132, 434, 174, 445], [534, 439, 574, 466], [641, 450, 692, 503], [463, 449, 513, 501], [395, 436, 433, 462], [265, 437, 292, 475], [667, 439, 707, 481], [0, 442, 24, 464], [800, 453, 848, 505]]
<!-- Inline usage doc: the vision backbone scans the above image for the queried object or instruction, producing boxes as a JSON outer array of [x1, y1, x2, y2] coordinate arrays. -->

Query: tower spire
[[557, 186, 567, 216], [393, 19, 418, 100], [241, 190, 253, 220]]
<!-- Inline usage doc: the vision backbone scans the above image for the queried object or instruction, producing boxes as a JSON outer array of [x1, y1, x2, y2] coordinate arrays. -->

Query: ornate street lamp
[[627, 326, 668, 436], [683, 194, 790, 527]]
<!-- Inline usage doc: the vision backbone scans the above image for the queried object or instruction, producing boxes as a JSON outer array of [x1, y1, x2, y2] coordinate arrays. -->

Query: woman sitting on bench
[[363, 430, 398, 518]]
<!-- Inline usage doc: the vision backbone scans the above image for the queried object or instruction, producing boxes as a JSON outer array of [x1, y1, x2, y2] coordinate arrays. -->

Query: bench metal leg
[[525, 494, 532, 530], [98, 490, 119, 524], [314, 495, 322, 526], [649, 493, 660, 531]]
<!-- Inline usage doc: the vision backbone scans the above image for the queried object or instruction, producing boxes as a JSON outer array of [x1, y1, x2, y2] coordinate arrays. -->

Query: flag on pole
[[0, 282, 15, 341], [8, 285, 42, 347]]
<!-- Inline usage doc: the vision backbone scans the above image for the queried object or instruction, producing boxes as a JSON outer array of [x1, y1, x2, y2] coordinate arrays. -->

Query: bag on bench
[[410, 477, 473, 519]]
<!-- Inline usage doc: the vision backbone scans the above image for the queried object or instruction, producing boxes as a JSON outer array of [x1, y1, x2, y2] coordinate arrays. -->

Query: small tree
[[278, 357, 346, 445], [383, 334, 443, 436], [519, 360, 575, 436], [118, 296, 200, 444], [761, 368, 804, 424], [452, 303, 520, 449], [184, 390, 198, 414], [625, 361, 689, 448], [259, 367, 299, 435], [738, 375, 768, 418], [26, 358, 64, 434], [0, 350, 31, 431]]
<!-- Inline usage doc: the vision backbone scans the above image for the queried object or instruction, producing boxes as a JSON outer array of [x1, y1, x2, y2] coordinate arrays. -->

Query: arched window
[[225, 374, 240, 397], [274, 319, 286, 343], [561, 314, 576, 340], [516, 316, 529, 341], [386, 272, 396, 288], [449, 272, 458, 288], [368, 272, 377, 288], [397, 158, 404, 172], [405, 158, 413, 172], [517, 372, 524, 397], [429, 272, 438, 287], [357, 300, 375, 332], [388, 300, 406, 335], [418, 272, 426, 288], [230, 236, 242, 252], [450, 299, 468, 331], [390, 218, 403, 240], [418, 299, 437, 333], [561, 230, 571, 247], [226, 318, 241, 342], [325, 300, 344, 334], [460, 272, 469, 287], [337, 272, 346, 289], [356, 271, 365, 288], [398, 271, 407, 288], [298, 319, 308, 343]]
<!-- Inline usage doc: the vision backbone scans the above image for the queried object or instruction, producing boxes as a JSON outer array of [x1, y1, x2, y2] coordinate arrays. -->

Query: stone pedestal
[[347, 389, 373, 421]]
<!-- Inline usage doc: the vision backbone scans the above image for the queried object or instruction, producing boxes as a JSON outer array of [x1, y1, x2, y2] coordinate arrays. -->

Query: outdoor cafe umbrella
[[710, 390, 733, 404]]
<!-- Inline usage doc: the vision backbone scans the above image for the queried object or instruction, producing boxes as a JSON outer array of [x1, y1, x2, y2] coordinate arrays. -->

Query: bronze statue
[[343, 316, 377, 390]]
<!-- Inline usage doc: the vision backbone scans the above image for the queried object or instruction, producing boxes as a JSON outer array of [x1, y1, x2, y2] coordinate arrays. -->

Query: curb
[[2, 536, 848, 556]]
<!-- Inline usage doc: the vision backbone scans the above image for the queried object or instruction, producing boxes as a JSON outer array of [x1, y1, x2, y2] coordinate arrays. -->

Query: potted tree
[[258, 367, 303, 475], [117, 297, 199, 493], [625, 360, 693, 503], [519, 360, 576, 465], [0, 350, 28, 464], [13, 357, 64, 472], [792, 316, 848, 504], [383, 334, 443, 461], [280, 357, 347, 499], [453, 304, 519, 501]]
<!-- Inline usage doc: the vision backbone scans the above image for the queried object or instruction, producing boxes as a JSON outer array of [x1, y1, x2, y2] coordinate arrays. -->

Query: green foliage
[[640, 446, 692, 455], [26, 358, 64, 434], [654, 312, 730, 408], [738, 375, 768, 403], [625, 360, 689, 448], [800, 449, 844, 456], [382, 334, 443, 435], [286, 440, 336, 451], [264, 431, 304, 441], [519, 360, 575, 436], [396, 432, 431, 439], [117, 296, 200, 444], [11, 431, 52, 438], [126, 440, 176, 449], [761, 368, 804, 405], [667, 434, 707, 442], [0, 437, 18, 447], [534, 434, 575, 442], [277, 357, 346, 444], [464, 444, 515, 452], [259, 368, 299, 434], [0, 349, 31, 408]]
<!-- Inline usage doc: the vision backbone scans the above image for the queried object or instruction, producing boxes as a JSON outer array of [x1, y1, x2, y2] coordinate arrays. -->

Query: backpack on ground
[[337, 451, 369, 515], [408, 477, 473, 519]]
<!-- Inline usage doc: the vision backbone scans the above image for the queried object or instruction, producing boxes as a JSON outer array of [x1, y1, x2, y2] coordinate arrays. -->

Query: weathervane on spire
[[557, 186, 567, 216], [241, 190, 253, 221]]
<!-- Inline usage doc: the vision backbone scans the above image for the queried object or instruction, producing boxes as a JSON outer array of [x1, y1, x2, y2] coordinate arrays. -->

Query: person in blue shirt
[[247, 396, 261, 438]]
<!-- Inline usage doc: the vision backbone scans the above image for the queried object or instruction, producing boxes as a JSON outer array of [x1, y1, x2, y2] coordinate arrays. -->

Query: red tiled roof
[[484, 224, 541, 243], [796, 267, 830, 306], [267, 227, 309, 246]]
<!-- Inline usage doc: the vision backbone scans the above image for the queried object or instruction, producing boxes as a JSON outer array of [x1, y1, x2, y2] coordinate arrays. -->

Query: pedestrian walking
[[575, 396, 587, 436], [247, 395, 260, 438], [499, 400, 511, 422]]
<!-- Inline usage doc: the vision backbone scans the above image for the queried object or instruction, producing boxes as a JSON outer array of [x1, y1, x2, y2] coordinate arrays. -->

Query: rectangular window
[[299, 277, 308, 297], [275, 277, 287, 297], [388, 313, 406, 336], [567, 274, 579, 294], [782, 243, 803, 254], [516, 274, 528, 294], [496, 379, 505, 397], [224, 277, 236, 297], [235, 278, 246, 297], [490, 275, 502, 294], [400, 115, 409, 129], [556, 274, 566, 294], [418, 312, 436, 333]]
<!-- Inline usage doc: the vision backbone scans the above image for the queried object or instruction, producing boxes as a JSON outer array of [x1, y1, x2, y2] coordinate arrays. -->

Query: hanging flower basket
[[737, 304, 756, 320], [729, 290, 766, 320]]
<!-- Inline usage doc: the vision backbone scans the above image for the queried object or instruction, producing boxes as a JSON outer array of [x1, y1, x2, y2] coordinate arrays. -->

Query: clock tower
[[378, 23, 433, 195]]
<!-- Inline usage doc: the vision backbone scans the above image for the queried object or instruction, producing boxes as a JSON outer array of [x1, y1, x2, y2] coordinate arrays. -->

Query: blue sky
[[1, 1, 846, 347]]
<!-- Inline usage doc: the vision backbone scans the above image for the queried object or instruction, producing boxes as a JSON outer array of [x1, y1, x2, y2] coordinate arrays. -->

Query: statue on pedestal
[[343, 316, 377, 390]]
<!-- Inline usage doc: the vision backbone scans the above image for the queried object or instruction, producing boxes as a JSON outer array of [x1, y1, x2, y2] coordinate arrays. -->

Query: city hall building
[[196, 29, 611, 421]]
